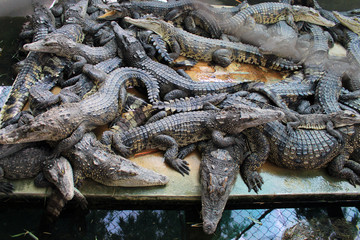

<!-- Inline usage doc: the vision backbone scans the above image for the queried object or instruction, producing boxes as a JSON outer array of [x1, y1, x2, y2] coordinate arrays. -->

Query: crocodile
[[0, 142, 75, 200], [0, 67, 160, 159], [0, 3, 57, 127], [29, 57, 123, 114], [124, 17, 301, 70], [99, 0, 250, 39], [335, 28, 360, 92], [221, 94, 360, 188], [63, 132, 169, 187], [101, 104, 284, 175], [283, 110, 360, 141], [333, 11, 360, 35], [198, 137, 247, 234], [112, 21, 263, 100], [23, 33, 118, 67], [218, 2, 335, 38]]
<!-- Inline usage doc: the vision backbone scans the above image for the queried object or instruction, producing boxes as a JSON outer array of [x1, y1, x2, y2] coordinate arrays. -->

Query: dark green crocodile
[[218, 2, 335, 38], [112, 21, 262, 100], [221, 94, 360, 188], [198, 136, 247, 235], [124, 17, 301, 70], [101, 103, 284, 175], [0, 67, 160, 159]]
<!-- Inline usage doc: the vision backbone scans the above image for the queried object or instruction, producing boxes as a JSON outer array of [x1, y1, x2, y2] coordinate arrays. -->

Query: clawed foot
[[243, 171, 264, 193], [286, 124, 295, 135], [168, 158, 190, 176], [177, 151, 187, 160], [0, 182, 14, 194], [116, 144, 131, 158]]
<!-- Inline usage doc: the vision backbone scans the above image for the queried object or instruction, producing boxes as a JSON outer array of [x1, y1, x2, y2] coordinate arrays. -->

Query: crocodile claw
[[244, 171, 264, 193], [169, 158, 190, 176], [0, 181, 15, 194]]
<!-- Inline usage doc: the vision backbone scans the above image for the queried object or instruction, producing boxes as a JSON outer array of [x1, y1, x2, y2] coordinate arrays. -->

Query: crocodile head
[[215, 104, 285, 134], [97, 3, 132, 20], [201, 145, 239, 235], [43, 157, 75, 201], [72, 133, 169, 187], [329, 110, 360, 128], [333, 11, 360, 34], [23, 33, 77, 57], [124, 17, 172, 38], [291, 6, 335, 27], [0, 119, 62, 144], [111, 21, 148, 63]]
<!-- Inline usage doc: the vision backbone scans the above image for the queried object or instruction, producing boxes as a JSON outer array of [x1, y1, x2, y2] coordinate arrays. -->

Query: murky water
[[1, 0, 360, 239]]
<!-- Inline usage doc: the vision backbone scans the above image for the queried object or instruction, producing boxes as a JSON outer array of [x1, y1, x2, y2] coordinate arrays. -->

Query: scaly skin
[[112, 21, 260, 99], [340, 29, 360, 91], [101, 104, 284, 175], [124, 17, 301, 70], [0, 3, 57, 127], [198, 137, 246, 235], [315, 70, 343, 114], [0, 67, 160, 157], [152, 93, 228, 113], [219, 2, 335, 36], [222, 94, 360, 187], [29, 57, 123, 113], [0, 143, 75, 201], [63, 132, 169, 187]]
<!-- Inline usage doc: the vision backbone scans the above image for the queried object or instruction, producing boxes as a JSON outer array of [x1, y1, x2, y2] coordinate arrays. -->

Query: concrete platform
[[2, 151, 360, 209]]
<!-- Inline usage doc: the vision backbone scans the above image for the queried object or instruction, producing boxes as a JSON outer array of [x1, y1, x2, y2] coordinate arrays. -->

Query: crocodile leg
[[327, 153, 360, 187], [212, 49, 232, 68], [211, 130, 237, 148], [50, 122, 88, 158], [163, 89, 189, 100], [177, 143, 197, 159], [152, 134, 190, 175], [241, 128, 269, 193], [326, 121, 344, 142], [167, 36, 181, 60]]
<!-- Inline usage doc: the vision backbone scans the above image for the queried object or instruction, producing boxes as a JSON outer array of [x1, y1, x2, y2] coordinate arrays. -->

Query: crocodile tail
[[264, 54, 303, 71], [152, 93, 227, 112], [121, 67, 161, 104], [39, 189, 67, 233]]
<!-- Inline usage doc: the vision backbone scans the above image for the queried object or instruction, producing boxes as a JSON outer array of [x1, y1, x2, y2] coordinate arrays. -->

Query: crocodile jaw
[[23, 34, 76, 56], [45, 157, 75, 201], [124, 17, 164, 36], [217, 105, 285, 134], [292, 6, 335, 27], [92, 155, 170, 187], [82, 145, 170, 187], [0, 123, 60, 144], [333, 11, 360, 34]]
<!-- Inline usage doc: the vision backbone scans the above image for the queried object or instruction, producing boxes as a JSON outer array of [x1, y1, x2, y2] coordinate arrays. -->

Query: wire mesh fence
[[48, 207, 358, 240]]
